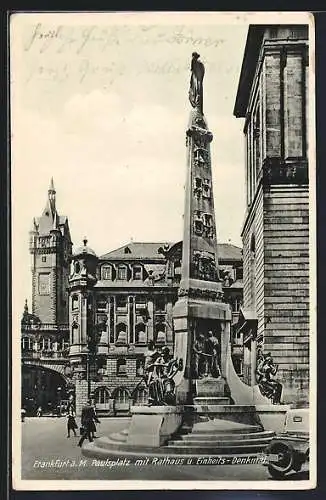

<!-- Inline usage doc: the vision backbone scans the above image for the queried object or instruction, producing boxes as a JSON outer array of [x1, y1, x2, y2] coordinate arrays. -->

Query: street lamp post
[[86, 322, 104, 401], [57, 386, 62, 417]]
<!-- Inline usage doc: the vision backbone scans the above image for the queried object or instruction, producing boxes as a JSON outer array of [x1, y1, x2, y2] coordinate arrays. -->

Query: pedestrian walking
[[66, 402, 78, 438], [36, 406, 42, 417], [77, 400, 100, 447]]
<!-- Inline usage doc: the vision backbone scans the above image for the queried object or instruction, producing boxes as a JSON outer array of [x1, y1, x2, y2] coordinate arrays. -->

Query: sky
[[11, 12, 252, 311]]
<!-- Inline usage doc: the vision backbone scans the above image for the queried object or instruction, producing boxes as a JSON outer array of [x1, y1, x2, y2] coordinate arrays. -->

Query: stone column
[[220, 320, 230, 377]]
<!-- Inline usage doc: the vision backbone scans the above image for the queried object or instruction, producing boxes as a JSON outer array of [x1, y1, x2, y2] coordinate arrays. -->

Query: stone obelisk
[[173, 53, 232, 404]]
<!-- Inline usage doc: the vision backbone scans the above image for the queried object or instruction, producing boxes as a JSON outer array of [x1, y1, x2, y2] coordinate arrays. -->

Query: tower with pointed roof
[[29, 179, 72, 324]]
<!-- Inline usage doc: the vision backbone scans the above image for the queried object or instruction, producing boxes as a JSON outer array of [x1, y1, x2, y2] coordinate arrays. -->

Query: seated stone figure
[[257, 352, 282, 404], [145, 347, 183, 406]]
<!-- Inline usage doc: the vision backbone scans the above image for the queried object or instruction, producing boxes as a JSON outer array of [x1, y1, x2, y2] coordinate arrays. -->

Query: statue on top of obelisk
[[189, 52, 205, 114]]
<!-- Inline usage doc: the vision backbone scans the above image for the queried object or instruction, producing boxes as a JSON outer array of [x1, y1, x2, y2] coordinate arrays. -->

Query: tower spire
[[48, 177, 56, 215], [180, 53, 221, 291]]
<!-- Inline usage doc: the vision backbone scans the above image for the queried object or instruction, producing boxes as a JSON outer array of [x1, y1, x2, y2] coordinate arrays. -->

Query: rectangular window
[[101, 266, 112, 280], [97, 297, 107, 311], [116, 296, 128, 310], [117, 359, 127, 376], [118, 266, 127, 280], [38, 273, 50, 295], [42, 256, 46, 263], [155, 298, 166, 312]]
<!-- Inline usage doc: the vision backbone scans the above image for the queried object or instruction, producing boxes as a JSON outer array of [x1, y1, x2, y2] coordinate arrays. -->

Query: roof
[[100, 242, 173, 261], [100, 241, 242, 262], [233, 25, 265, 118], [74, 238, 97, 257], [217, 243, 242, 261]]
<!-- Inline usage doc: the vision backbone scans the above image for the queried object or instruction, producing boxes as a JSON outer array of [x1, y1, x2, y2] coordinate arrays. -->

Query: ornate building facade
[[68, 240, 243, 415], [21, 180, 73, 415], [233, 25, 309, 405], [21, 184, 243, 415]]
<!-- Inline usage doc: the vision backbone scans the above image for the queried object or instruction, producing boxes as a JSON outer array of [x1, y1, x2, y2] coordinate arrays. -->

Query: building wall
[[263, 186, 309, 404], [237, 25, 309, 405]]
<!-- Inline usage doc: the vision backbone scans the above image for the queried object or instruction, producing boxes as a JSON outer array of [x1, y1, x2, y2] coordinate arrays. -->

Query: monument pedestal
[[126, 406, 184, 448], [195, 376, 226, 397]]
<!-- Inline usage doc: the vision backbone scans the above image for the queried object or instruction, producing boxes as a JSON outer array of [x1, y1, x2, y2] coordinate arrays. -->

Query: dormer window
[[101, 265, 112, 281], [118, 265, 127, 280], [133, 265, 143, 280]]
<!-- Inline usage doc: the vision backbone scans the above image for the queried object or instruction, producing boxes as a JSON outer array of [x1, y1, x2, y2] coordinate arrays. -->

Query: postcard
[[10, 11, 316, 490]]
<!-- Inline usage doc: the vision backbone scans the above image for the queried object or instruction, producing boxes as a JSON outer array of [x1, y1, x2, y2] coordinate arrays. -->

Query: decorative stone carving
[[138, 346, 184, 406], [203, 213, 214, 239], [194, 147, 209, 168], [189, 52, 205, 113], [193, 210, 204, 235], [192, 331, 221, 379], [192, 250, 219, 282], [256, 351, 283, 404]]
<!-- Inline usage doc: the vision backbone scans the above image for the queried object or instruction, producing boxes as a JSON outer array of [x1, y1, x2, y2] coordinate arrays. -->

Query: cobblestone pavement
[[19, 417, 308, 482]]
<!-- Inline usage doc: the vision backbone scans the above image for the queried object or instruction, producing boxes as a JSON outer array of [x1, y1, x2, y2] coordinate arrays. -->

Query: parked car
[[264, 408, 309, 479]]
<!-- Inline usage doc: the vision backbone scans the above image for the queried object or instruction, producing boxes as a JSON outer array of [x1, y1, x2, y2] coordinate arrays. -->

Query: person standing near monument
[[77, 400, 100, 447], [66, 398, 78, 438]]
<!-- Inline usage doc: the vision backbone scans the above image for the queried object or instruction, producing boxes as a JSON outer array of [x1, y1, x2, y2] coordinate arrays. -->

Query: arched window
[[133, 387, 148, 406], [116, 323, 127, 344], [74, 261, 80, 274], [94, 387, 110, 405], [101, 265, 112, 281], [135, 323, 146, 344], [113, 387, 131, 414], [155, 322, 166, 344]]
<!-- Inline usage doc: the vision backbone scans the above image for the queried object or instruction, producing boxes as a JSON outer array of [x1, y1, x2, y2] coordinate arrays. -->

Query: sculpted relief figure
[[189, 52, 205, 113], [192, 250, 218, 282], [192, 331, 221, 379], [256, 351, 282, 404], [135, 343, 183, 406]]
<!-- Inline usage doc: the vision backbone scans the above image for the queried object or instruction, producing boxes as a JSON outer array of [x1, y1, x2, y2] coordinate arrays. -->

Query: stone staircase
[[164, 418, 275, 454], [82, 416, 275, 459], [82, 379, 276, 460]]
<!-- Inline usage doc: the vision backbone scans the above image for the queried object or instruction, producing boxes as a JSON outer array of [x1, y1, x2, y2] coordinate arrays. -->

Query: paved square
[[19, 417, 308, 481]]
